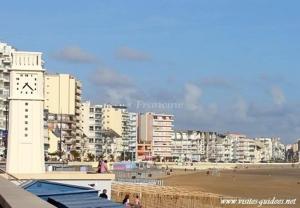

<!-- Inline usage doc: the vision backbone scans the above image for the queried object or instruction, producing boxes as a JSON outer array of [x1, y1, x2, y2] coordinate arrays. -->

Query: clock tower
[[6, 51, 45, 174]]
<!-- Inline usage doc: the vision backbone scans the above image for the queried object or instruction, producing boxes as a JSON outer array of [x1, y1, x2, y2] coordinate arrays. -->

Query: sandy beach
[[163, 167, 300, 206]]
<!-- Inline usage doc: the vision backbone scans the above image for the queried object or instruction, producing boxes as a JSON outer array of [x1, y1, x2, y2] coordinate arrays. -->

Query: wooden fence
[[111, 183, 224, 208]]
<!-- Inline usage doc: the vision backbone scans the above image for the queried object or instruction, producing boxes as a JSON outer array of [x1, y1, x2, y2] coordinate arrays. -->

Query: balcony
[[2, 57, 12, 64], [76, 81, 82, 88], [75, 95, 81, 101], [153, 122, 174, 127], [76, 88, 82, 95], [154, 128, 173, 132], [75, 108, 81, 114]]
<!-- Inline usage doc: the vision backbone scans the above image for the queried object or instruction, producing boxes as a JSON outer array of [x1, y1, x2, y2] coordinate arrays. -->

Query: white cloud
[[116, 46, 151, 61], [90, 68, 132, 88], [184, 83, 202, 112], [270, 86, 286, 106], [233, 98, 249, 121], [105, 88, 137, 105], [88, 68, 138, 105], [54, 46, 96, 63]]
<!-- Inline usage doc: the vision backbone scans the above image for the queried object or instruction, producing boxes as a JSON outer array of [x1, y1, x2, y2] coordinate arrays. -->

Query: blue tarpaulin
[[22, 180, 123, 208]]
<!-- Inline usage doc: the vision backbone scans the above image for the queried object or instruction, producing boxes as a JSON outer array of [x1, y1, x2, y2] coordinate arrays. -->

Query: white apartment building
[[0, 42, 15, 158], [81, 102, 136, 161], [170, 130, 287, 163], [255, 137, 285, 162], [138, 113, 174, 161], [81, 102, 107, 159], [206, 132, 219, 161], [126, 112, 138, 161], [172, 130, 209, 162], [171, 131, 282, 163], [224, 134, 257, 163], [255, 138, 272, 162], [271, 138, 286, 161], [215, 134, 234, 162]]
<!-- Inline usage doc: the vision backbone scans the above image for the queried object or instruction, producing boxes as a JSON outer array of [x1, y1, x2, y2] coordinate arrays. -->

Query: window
[[25, 127, 28, 131], [24, 134, 28, 137], [25, 115, 28, 118], [25, 121, 28, 124], [89, 126, 94, 131], [25, 102, 28, 106]]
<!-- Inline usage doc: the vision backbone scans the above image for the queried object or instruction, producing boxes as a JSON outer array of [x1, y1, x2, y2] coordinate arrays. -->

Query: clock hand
[[27, 84, 34, 91], [22, 82, 28, 89]]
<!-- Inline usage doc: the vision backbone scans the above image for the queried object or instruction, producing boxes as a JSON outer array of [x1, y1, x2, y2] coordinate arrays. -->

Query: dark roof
[[23, 180, 123, 208]]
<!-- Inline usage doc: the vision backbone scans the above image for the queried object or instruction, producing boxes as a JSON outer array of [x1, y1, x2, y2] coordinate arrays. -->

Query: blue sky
[[1, 0, 300, 143]]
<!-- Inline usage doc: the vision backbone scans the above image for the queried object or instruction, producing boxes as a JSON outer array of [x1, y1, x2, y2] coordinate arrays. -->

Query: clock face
[[15, 73, 38, 96]]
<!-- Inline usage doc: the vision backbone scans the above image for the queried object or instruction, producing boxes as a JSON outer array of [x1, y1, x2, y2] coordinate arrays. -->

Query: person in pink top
[[97, 159, 102, 173], [100, 160, 108, 173]]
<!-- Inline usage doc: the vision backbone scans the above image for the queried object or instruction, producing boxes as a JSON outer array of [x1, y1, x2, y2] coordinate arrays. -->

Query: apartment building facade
[[81, 102, 105, 159], [101, 104, 129, 159], [225, 134, 257, 163], [44, 74, 82, 160], [126, 112, 138, 161], [172, 130, 214, 162], [80, 102, 136, 161], [138, 113, 174, 161], [255, 137, 286, 162], [171, 131, 286, 163], [0, 42, 14, 158], [286, 140, 299, 162]]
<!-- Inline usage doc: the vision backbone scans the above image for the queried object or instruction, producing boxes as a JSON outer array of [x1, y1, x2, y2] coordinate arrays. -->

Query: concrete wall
[[48, 130, 59, 154], [102, 105, 123, 136], [0, 176, 55, 208], [45, 74, 76, 115]]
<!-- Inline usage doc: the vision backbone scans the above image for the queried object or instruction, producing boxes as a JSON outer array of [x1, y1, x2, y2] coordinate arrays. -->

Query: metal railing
[[0, 167, 25, 185], [114, 178, 164, 186]]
